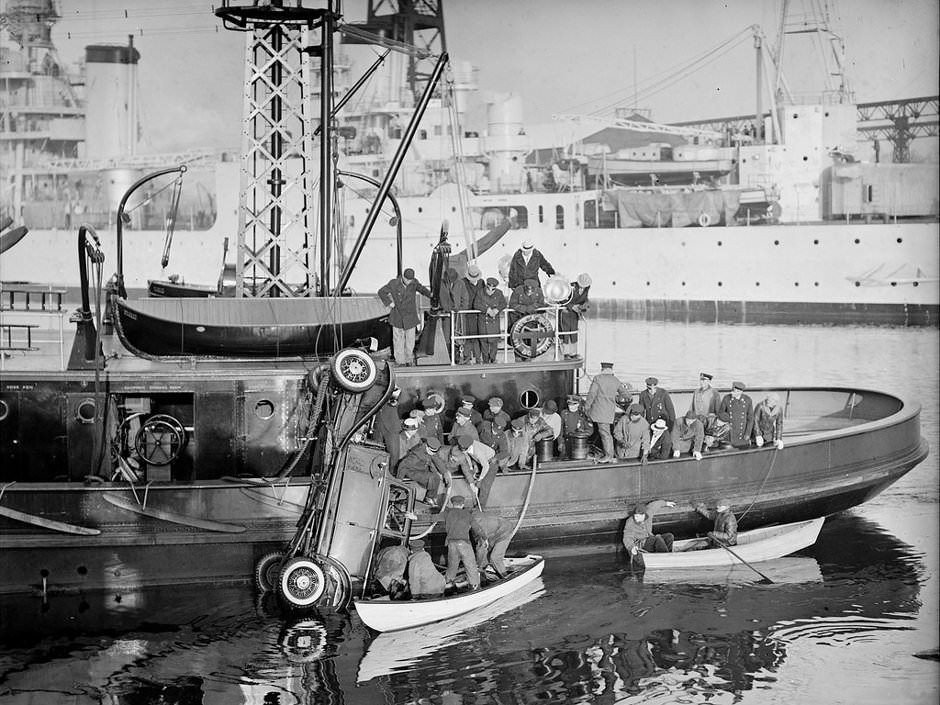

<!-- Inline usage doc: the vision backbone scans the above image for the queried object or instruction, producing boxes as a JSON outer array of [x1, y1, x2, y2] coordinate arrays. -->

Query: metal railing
[[445, 304, 581, 365]]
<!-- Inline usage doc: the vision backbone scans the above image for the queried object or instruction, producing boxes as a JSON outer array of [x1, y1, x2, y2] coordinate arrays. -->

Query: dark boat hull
[[0, 351, 927, 594], [114, 296, 392, 357]]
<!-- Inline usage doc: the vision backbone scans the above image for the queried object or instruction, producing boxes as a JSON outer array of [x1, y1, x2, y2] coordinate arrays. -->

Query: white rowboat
[[640, 517, 825, 568], [354, 555, 545, 632]]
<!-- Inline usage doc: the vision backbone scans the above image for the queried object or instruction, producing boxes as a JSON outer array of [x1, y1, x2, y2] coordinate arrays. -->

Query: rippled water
[[1, 321, 937, 704]]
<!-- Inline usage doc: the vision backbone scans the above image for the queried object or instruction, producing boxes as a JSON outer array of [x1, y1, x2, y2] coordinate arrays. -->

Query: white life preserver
[[698, 212, 712, 227]]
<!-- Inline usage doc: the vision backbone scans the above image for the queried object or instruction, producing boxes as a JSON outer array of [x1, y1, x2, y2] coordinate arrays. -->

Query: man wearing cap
[[613, 403, 651, 462], [689, 372, 721, 421], [453, 264, 484, 364], [483, 396, 510, 432], [471, 508, 515, 580], [407, 539, 446, 598], [397, 417, 422, 469], [585, 362, 631, 463], [397, 436, 452, 507], [559, 273, 591, 359], [449, 406, 480, 447], [519, 407, 554, 470], [622, 499, 677, 560], [478, 416, 511, 474], [648, 418, 673, 460], [377, 267, 433, 366], [693, 498, 738, 546], [508, 239, 555, 290], [374, 386, 404, 471], [459, 394, 483, 426], [504, 417, 529, 471], [417, 393, 445, 444], [754, 392, 785, 450], [717, 382, 755, 448], [475, 277, 507, 363], [638, 377, 676, 432], [559, 395, 592, 458], [672, 408, 706, 460]]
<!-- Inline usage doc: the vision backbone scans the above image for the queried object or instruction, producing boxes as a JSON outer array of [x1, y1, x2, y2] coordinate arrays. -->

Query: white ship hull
[[6, 202, 936, 324]]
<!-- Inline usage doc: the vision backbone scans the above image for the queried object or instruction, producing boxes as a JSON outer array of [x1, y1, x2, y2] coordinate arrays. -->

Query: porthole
[[519, 389, 541, 410], [254, 399, 276, 420], [755, 282, 761, 287], [854, 238, 860, 244], [717, 241, 723, 246], [76, 399, 96, 424], [814, 282, 819, 287], [773, 240, 780, 246], [794, 282, 799, 287], [0, 399, 8, 422], [897, 238, 903, 244], [813, 239, 819, 245], [891, 282, 897, 287], [645, 281, 650, 286], [854, 282, 861, 287], [717, 281, 723, 287]]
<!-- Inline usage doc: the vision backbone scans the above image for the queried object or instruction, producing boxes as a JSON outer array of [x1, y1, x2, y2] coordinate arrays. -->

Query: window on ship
[[555, 205, 565, 229], [477, 206, 528, 231], [583, 199, 618, 229]]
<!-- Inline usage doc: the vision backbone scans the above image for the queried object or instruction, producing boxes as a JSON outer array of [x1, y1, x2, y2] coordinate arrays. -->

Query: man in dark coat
[[507, 239, 555, 289], [559, 273, 591, 358], [377, 268, 433, 366], [559, 394, 592, 458], [622, 499, 677, 559], [373, 386, 403, 471], [475, 277, 507, 363], [453, 264, 484, 364], [638, 377, 676, 432], [717, 381, 755, 448], [693, 498, 738, 546], [648, 418, 673, 460], [508, 278, 545, 331], [438, 268, 460, 354], [397, 436, 451, 506]]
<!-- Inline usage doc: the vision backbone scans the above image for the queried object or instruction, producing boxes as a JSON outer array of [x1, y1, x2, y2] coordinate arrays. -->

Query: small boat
[[353, 554, 545, 632], [639, 517, 825, 568], [357, 576, 546, 683]]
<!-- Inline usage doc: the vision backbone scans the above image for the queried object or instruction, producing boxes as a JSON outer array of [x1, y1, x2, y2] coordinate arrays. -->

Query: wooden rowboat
[[640, 517, 825, 568], [353, 555, 545, 632]]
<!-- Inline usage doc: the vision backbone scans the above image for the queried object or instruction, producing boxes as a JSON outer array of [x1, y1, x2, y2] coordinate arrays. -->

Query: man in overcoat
[[717, 381, 754, 448], [585, 361, 630, 463], [377, 268, 433, 366], [638, 377, 676, 432]]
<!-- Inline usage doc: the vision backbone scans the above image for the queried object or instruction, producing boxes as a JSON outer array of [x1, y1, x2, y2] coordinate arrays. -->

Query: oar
[[709, 534, 774, 584]]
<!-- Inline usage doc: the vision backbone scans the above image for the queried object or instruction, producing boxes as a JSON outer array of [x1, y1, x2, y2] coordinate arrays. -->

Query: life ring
[[134, 414, 186, 466], [698, 212, 712, 227], [510, 313, 555, 358], [330, 348, 377, 392]]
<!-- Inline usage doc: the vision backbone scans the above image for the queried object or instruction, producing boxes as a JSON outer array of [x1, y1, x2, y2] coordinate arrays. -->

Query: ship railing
[[0, 293, 70, 370], [445, 304, 574, 365]]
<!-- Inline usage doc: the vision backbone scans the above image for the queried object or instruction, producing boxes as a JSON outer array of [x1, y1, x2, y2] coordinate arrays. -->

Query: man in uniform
[[717, 381, 755, 448], [638, 377, 676, 432]]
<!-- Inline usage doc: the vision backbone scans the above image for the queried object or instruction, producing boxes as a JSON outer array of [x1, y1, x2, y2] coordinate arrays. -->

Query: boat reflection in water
[[0, 513, 926, 704]]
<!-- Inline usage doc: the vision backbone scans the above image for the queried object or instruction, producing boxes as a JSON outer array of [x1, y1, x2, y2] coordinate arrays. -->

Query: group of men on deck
[[585, 364, 786, 464], [377, 240, 591, 365]]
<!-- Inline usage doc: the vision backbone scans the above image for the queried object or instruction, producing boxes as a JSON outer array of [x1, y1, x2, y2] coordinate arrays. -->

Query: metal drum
[[535, 437, 555, 463], [567, 430, 592, 460]]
